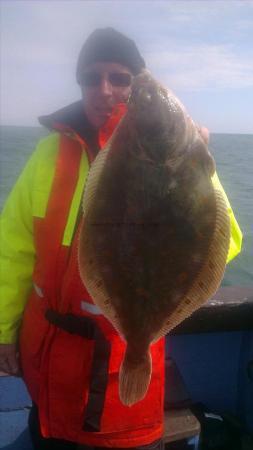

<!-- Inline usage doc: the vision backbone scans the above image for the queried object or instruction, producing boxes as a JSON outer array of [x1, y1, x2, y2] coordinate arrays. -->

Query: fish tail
[[119, 346, 152, 406]]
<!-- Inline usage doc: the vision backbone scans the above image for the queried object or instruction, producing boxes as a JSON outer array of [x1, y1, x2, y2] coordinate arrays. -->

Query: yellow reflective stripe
[[211, 172, 243, 263], [62, 149, 90, 246], [32, 133, 59, 218], [33, 282, 44, 298], [29, 134, 90, 245]]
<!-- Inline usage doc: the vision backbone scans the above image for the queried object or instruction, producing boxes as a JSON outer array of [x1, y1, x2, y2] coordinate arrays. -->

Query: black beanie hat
[[76, 27, 146, 83]]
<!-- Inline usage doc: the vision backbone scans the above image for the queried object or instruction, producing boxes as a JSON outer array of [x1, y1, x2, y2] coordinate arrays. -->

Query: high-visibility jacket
[[18, 121, 165, 446], [0, 103, 243, 446]]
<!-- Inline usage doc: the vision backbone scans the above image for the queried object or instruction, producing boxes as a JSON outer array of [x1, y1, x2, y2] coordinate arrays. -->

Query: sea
[[0, 126, 252, 287]]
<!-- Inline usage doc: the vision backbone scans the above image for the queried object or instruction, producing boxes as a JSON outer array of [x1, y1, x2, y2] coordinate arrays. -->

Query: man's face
[[80, 62, 133, 128]]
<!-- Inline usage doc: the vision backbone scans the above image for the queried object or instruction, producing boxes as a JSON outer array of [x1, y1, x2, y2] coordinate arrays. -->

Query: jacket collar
[[38, 100, 100, 155], [38, 100, 127, 156]]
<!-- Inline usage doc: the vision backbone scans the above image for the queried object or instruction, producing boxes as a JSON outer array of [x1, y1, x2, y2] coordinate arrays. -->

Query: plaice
[[78, 70, 230, 406]]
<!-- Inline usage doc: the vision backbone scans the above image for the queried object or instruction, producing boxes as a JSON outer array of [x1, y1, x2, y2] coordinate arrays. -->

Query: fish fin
[[82, 117, 123, 217], [79, 140, 125, 336], [152, 187, 231, 342], [82, 144, 110, 217], [119, 347, 152, 406], [79, 229, 124, 336], [79, 241, 124, 336]]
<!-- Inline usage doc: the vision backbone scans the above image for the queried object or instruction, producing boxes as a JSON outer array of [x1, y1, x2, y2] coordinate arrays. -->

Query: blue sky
[[1, 0, 253, 133]]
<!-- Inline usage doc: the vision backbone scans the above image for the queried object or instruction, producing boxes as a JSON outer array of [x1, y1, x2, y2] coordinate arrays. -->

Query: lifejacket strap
[[44, 308, 112, 432], [82, 328, 111, 432], [45, 309, 96, 339]]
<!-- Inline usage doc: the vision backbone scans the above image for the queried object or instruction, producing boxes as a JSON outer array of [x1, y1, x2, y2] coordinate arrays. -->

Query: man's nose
[[99, 76, 113, 95]]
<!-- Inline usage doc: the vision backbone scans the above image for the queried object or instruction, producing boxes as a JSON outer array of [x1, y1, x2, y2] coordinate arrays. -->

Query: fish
[[78, 70, 231, 407]]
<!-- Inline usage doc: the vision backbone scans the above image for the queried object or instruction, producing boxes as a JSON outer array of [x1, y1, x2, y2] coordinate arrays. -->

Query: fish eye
[[138, 87, 152, 104]]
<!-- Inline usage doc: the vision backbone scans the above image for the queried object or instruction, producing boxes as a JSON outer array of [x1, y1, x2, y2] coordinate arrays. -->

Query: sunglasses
[[81, 71, 132, 88]]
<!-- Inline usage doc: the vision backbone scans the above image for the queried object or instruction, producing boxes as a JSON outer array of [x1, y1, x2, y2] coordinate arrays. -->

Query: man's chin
[[92, 112, 112, 128], [84, 103, 117, 128]]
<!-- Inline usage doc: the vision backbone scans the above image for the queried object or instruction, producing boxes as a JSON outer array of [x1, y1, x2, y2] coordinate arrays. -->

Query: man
[[0, 28, 242, 449]]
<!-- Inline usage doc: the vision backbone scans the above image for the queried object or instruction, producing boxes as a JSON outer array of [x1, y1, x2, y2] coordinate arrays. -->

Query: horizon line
[[0, 124, 252, 136]]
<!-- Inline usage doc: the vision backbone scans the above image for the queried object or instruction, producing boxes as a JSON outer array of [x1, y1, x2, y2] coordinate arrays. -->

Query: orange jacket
[[19, 107, 165, 447]]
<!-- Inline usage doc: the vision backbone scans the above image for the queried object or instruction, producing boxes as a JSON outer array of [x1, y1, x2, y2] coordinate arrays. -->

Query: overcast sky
[[1, 0, 253, 133]]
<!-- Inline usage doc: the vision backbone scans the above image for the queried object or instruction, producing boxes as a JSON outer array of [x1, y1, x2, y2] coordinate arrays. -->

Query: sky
[[0, 0, 253, 133]]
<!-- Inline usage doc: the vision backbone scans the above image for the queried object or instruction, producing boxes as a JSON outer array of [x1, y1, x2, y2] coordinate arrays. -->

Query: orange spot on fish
[[177, 272, 188, 283]]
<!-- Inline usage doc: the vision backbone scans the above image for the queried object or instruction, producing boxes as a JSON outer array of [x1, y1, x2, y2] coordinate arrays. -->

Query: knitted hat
[[76, 27, 145, 84]]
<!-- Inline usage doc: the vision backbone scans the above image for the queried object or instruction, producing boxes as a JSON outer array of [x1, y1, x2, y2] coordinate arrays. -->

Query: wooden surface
[[163, 408, 200, 443]]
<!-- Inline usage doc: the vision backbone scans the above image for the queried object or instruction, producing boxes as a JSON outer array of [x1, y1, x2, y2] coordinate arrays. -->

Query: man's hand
[[0, 343, 20, 376]]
